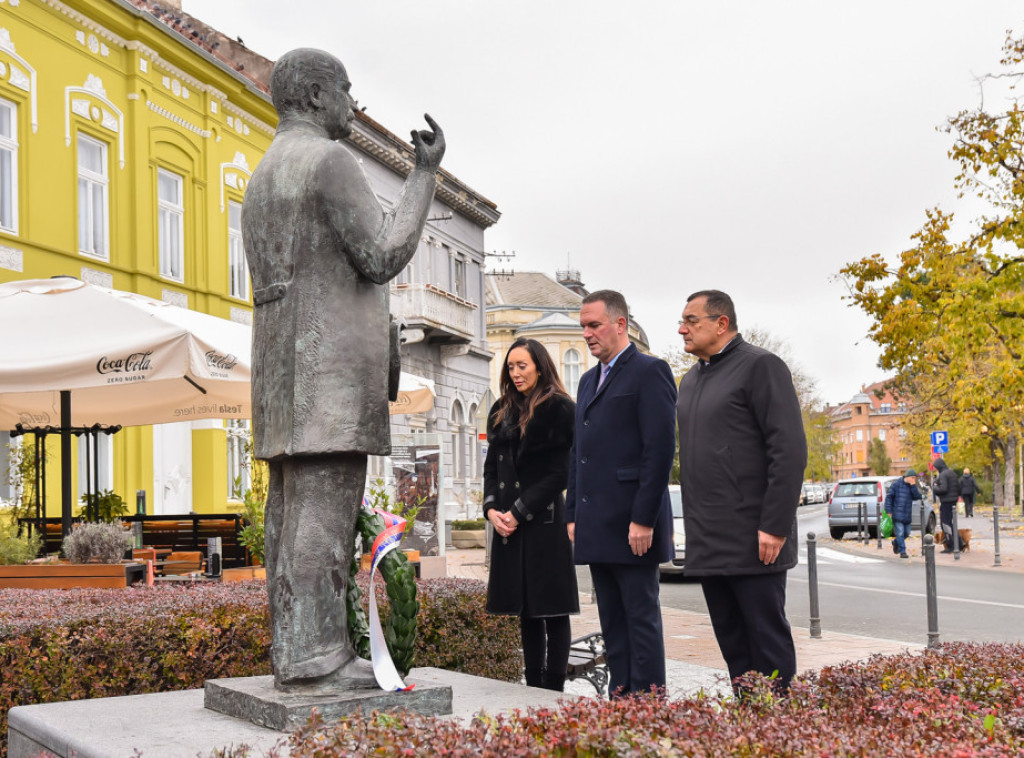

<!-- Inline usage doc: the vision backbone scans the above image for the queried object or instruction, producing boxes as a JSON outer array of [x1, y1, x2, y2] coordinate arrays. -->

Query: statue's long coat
[[243, 124, 406, 460]]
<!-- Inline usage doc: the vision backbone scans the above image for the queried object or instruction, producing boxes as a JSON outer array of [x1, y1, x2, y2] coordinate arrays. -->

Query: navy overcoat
[[565, 343, 677, 565]]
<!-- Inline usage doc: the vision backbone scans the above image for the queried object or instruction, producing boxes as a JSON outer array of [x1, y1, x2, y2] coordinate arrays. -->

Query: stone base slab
[[204, 674, 452, 731], [7, 667, 569, 758]]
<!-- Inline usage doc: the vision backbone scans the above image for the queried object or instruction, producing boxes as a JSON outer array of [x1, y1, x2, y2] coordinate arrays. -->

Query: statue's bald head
[[271, 48, 348, 116]]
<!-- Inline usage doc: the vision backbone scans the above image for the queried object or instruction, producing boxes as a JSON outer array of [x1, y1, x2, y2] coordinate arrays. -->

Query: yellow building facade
[[0, 0, 271, 516]]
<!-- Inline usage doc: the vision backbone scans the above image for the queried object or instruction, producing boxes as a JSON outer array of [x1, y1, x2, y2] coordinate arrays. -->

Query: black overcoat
[[676, 335, 807, 575], [483, 394, 580, 617]]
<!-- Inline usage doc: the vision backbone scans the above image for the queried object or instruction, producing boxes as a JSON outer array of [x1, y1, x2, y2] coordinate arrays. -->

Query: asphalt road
[[577, 504, 1024, 648]]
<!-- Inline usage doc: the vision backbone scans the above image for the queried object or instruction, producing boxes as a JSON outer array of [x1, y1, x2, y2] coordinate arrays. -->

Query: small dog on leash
[[934, 528, 971, 551]]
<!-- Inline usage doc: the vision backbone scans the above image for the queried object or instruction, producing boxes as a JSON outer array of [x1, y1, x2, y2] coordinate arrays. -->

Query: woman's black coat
[[483, 394, 579, 618]]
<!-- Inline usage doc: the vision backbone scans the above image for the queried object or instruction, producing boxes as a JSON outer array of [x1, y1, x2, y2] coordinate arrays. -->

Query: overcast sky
[[187, 1, 1022, 404]]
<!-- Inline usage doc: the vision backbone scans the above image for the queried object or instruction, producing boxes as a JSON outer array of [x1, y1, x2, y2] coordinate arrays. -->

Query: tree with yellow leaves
[[842, 28, 1024, 510]]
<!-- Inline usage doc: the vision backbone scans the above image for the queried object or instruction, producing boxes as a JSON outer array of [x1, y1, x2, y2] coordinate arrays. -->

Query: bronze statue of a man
[[242, 48, 444, 689]]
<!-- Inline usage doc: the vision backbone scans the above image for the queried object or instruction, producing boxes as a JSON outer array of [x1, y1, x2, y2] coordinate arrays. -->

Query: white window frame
[[878, 429, 887, 441], [158, 168, 184, 281], [77, 133, 109, 259], [226, 419, 250, 500], [563, 348, 582, 397], [227, 200, 249, 299], [0, 98, 18, 235], [855, 429, 864, 442]]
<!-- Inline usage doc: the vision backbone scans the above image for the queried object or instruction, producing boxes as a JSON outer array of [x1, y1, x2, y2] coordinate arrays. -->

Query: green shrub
[[76, 490, 130, 523], [0, 576, 515, 757], [407, 578, 519, 682], [236, 487, 266, 566], [451, 518, 486, 531], [61, 521, 132, 563], [0, 511, 41, 565]]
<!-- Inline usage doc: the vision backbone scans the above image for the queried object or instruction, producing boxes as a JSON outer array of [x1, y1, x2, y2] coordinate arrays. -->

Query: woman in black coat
[[484, 337, 579, 691]]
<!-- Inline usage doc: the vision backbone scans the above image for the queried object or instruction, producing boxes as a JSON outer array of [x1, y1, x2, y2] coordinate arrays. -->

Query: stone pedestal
[[7, 667, 566, 758], [205, 674, 452, 731]]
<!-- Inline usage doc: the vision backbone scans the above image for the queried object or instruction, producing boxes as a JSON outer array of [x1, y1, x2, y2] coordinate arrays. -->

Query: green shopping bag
[[880, 510, 894, 539]]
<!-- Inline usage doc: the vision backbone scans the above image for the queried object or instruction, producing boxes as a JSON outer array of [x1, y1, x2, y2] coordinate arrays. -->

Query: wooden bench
[[566, 632, 609, 696]]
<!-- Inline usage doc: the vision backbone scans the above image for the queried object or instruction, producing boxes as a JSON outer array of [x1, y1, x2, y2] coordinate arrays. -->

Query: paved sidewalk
[[445, 546, 922, 699], [829, 504, 1024, 571]]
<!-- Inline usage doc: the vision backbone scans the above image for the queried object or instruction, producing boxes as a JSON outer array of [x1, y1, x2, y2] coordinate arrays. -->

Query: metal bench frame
[[566, 632, 608, 696]]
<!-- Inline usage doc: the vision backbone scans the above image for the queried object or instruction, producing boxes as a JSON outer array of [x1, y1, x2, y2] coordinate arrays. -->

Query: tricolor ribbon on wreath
[[367, 506, 415, 692]]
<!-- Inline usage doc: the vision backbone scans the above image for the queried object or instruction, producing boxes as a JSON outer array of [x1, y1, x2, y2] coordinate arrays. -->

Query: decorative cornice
[[145, 98, 210, 138], [41, 0, 128, 49], [40, 4, 266, 143]]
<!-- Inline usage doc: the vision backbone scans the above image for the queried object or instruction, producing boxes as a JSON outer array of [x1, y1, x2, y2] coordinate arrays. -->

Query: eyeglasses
[[678, 314, 721, 328]]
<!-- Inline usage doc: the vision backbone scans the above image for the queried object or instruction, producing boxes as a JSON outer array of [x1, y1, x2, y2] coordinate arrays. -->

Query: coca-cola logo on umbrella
[[205, 351, 238, 370], [96, 351, 153, 382]]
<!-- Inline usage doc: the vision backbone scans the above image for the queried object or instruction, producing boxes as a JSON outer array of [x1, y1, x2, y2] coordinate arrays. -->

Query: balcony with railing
[[390, 283, 477, 343]]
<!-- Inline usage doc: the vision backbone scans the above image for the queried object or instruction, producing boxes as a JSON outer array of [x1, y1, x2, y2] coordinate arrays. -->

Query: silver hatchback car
[[828, 476, 937, 540]]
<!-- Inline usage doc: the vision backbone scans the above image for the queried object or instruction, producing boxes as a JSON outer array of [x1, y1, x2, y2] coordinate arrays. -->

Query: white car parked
[[659, 485, 686, 577]]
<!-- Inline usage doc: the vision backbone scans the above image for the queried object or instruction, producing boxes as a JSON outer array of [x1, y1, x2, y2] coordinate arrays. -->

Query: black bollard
[[952, 501, 960, 561], [993, 505, 1002, 567], [807, 532, 821, 639], [920, 500, 927, 540], [924, 534, 940, 648], [858, 502, 866, 544], [876, 501, 883, 549]]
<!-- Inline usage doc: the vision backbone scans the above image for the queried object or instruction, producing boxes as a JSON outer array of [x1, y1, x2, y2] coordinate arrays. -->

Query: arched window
[[468, 402, 479, 480], [563, 348, 582, 397], [450, 400, 464, 484]]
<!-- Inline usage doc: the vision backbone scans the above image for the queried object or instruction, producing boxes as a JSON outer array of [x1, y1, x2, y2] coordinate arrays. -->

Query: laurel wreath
[[347, 507, 419, 676]]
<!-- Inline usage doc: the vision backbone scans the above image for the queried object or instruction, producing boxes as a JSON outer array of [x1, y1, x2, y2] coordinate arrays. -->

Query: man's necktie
[[597, 363, 610, 389]]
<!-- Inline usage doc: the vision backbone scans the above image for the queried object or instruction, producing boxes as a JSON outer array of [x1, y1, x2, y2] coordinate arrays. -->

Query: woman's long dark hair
[[494, 338, 570, 438]]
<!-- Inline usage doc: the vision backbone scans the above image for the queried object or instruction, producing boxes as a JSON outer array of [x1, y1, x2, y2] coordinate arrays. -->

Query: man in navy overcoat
[[565, 289, 677, 696]]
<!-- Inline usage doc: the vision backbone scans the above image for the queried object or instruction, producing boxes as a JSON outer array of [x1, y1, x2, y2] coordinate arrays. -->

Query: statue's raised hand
[[411, 114, 445, 171]]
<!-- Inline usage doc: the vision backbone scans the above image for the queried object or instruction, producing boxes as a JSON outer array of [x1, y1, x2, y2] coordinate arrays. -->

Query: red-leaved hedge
[[222, 642, 1024, 757], [0, 576, 518, 758]]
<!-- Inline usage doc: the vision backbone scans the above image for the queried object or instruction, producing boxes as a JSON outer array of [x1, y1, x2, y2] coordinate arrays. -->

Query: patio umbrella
[[389, 372, 435, 415], [0, 276, 251, 533]]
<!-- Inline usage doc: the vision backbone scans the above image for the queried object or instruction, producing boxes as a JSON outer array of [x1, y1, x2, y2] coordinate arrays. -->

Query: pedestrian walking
[[884, 469, 921, 558], [960, 468, 982, 518], [483, 338, 579, 692], [932, 457, 960, 553]]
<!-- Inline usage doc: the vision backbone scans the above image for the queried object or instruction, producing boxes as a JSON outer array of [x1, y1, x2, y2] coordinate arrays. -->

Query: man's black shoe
[[900, 552, 909, 559], [941, 548, 954, 554], [892, 540, 899, 554]]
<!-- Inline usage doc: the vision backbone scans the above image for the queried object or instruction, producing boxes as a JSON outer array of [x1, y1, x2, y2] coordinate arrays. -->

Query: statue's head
[[271, 48, 357, 140]]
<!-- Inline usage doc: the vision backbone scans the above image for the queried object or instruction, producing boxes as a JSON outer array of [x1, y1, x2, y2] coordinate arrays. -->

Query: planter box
[[0, 562, 143, 589], [221, 566, 267, 583], [451, 530, 486, 549]]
